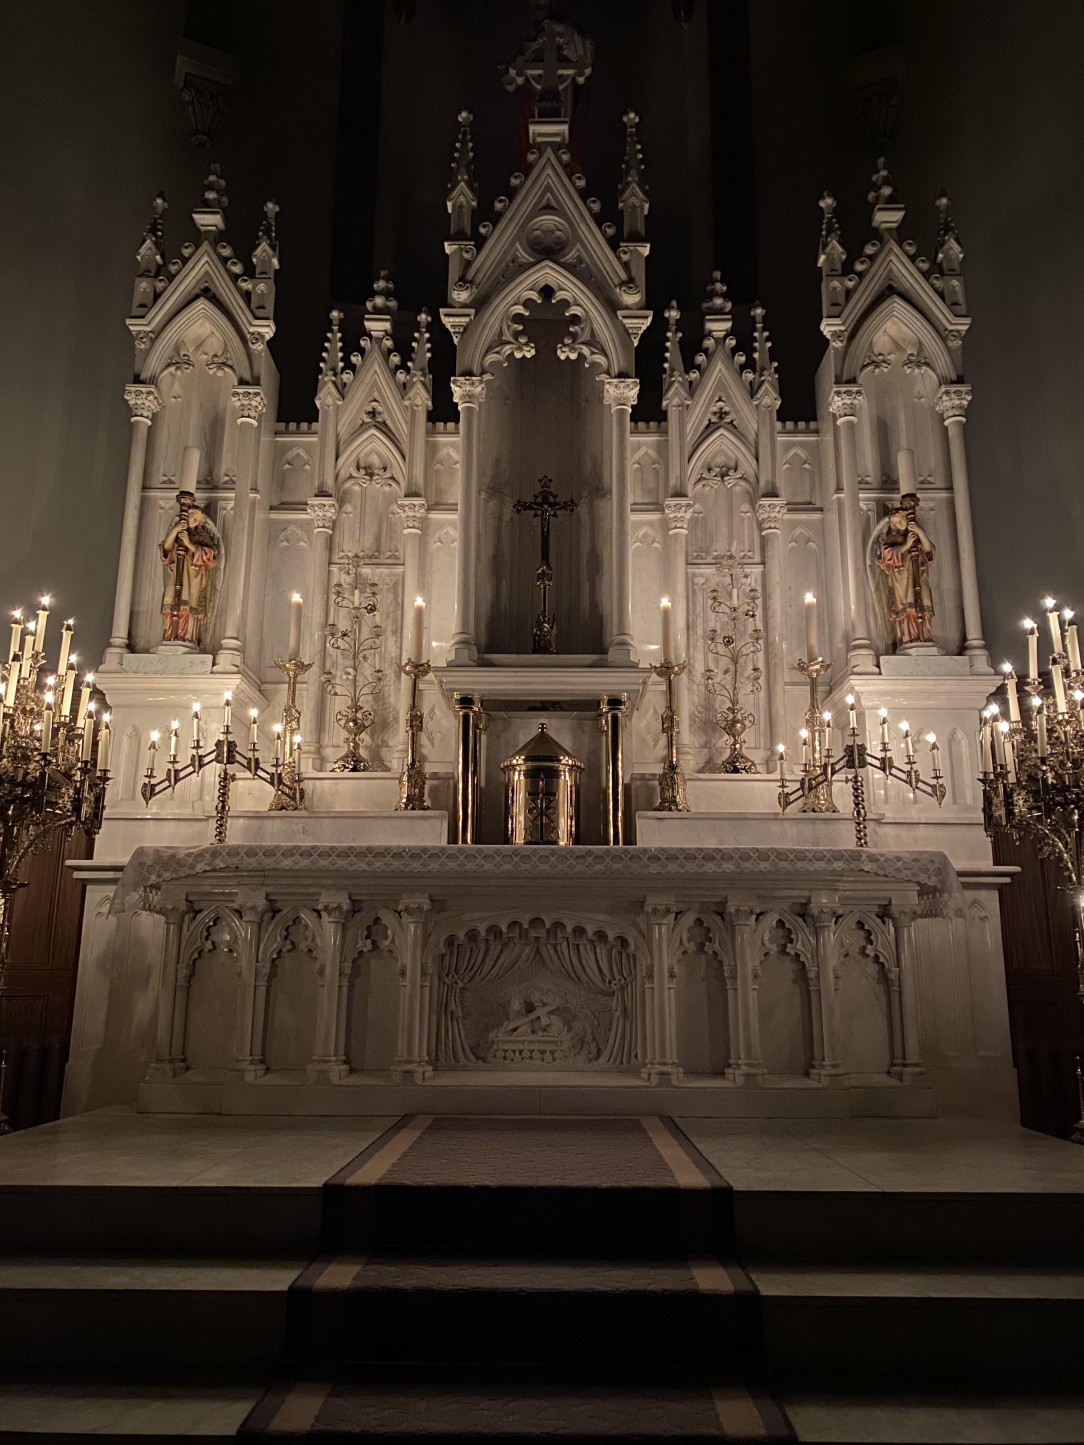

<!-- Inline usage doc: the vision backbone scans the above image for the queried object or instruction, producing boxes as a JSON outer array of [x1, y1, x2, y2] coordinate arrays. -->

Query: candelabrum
[[778, 694, 945, 847], [651, 660, 690, 812], [978, 599, 1084, 1139], [323, 560, 385, 773], [142, 689, 306, 843], [793, 656, 838, 813], [704, 554, 763, 774], [396, 660, 431, 811], [0, 605, 110, 985]]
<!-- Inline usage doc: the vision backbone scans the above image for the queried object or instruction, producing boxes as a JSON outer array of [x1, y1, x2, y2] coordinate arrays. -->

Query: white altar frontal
[[65, 27, 1017, 1124]]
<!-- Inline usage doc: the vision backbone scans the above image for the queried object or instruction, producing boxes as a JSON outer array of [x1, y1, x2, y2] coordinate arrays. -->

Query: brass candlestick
[[705, 554, 763, 773], [396, 659, 431, 811], [270, 657, 313, 810], [322, 562, 385, 772], [652, 660, 690, 812], [795, 656, 838, 813]]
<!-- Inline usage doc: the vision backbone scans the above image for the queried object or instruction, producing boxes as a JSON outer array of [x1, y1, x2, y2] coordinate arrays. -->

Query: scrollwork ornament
[[306, 498, 338, 533], [602, 377, 639, 410], [230, 387, 266, 424], [395, 499, 428, 533]]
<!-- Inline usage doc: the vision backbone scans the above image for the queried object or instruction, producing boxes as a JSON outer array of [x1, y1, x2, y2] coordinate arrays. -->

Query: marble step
[[0, 1258, 305, 1373], [753, 1263, 1084, 1387], [284, 1252, 760, 1368]]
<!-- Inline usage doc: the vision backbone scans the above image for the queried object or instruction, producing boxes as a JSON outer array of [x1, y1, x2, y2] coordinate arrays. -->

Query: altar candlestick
[[1052, 662, 1068, 715], [1002, 664, 1021, 723], [56, 619, 73, 678], [98, 714, 111, 773], [168, 721, 179, 762], [293, 733, 302, 770], [1066, 612, 1082, 672], [77, 673, 93, 721], [877, 707, 888, 750], [1024, 620, 1039, 680], [144, 727, 158, 774], [411, 597, 426, 663], [60, 664, 75, 717], [288, 593, 303, 661], [980, 719, 994, 776], [660, 597, 674, 663], [41, 694, 54, 754], [901, 720, 914, 762], [179, 445, 200, 492], [803, 592, 818, 660], [3, 665, 17, 708], [1044, 598, 1063, 655], [926, 732, 941, 768], [191, 702, 201, 750], [992, 717, 1006, 767], [35, 596, 50, 658], [8, 611, 21, 663], [897, 447, 918, 493], [777, 743, 786, 779], [821, 711, 832, 756], [249, 709, 259, 751], [799, 727, 811, 768], [1037, 705, 1049, 759], [222, 692, 232, 734], [846, 694, 858, 733], [82, 705, 96, 764]]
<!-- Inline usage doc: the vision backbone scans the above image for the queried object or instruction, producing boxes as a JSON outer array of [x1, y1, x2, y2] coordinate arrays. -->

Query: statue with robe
[[160, 490, 222, 646], [866, 492, 935, 649]]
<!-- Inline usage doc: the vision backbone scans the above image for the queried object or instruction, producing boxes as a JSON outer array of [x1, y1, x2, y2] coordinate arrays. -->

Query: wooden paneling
[[993, 831, 1084, 1138]]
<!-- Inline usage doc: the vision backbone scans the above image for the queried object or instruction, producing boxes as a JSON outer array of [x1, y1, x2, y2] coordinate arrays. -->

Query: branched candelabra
[[0, 600, 110, 982], [323, 559, 385, 773], [705, 553, 763, 774], [777, 690, 945, 847], [979, 599, 1084, 1139]]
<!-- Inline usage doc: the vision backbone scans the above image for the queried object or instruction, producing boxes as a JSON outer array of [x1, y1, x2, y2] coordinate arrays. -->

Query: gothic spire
[[618, 110, 649, 240], [143, 191, 168, 253], [317, 308, 345, 399], [751, 301, 778, 391], [933, 189, 967, 315], [255, 198, 279, 253], [700, 269, 732, 346], [662, 300, 689, 400], [868, 156, 905, 240], [193, 162, 228, 240], [934, 189, 961, 262], [447, 110, 477, 238], [409, 306, 431, 383], [817, 191, 844, 264], [132, 191, 167, 317]]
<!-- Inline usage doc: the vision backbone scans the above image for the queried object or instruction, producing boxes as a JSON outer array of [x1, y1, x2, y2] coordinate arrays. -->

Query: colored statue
[[867, 492, 935, 648], [160, 490, 222, 646]]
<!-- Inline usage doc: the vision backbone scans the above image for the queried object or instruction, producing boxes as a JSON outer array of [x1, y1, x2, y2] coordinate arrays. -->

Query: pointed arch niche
[[852, 304, 952, 492], [145, 303, 242, 491], [477, 292, 608, 654]]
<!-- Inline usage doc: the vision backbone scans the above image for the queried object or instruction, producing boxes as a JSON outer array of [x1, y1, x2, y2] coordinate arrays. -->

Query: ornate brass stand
[[794, 656, 838, 813], [705, 554, 763, 773], [651, 660, 690, 812], [322, 562, 385, 773], [269, 657, 313, 809], [598, 694, 628, 845], [396, 659, 431, 811], [513, 476, 577, 654]]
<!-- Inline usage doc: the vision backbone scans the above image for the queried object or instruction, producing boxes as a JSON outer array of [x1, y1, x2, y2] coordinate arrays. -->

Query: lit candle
[[35, 596, 50, 657], [730, 578, 739, 610], [60, 664, 75, 717], [777, 743, 786, 779], [249, 708, 259, 750], [97, 714, 111, 773], [169, 721, 179, 762], [821, 710, 832, 756], [804, 592, 818, 661], [846, 693, 858, 733], [145, 726, 158, 773], [192, 701, 202, 750], [41, 693, 54, 753], [979, 719, 994, 775], [8, 611, 21, 663], [799, 727, 811, 768], [1036, 705, 1049, 759], [1024, 620, 1039, 680], [293, 733, 302, 769], [222, 691, 232, 733], [992, 716, 1006, 767], [897, 447, 918, 492], [1000, 723, 1017, 784], [926, 732, 941, 770], [77, 673, 93, 722], [273, 723, 283, 764], [877, 707, 888, 750], [1043, 597, 1063, 655], [3, 664, 17, 708], [56, 619, 73, 678], [179, 445, 200, 492], [412, 597, 426, 663], [82, 705, 97, 763], [1065, 611, 1082, 673], [288, 593, 304, 661], [1052, 662, 1068, 715], [20, 623, 36, 678], [1002, 664, 1020, 723], [900, 720, 914, 762], [660, 597, 674, 663]]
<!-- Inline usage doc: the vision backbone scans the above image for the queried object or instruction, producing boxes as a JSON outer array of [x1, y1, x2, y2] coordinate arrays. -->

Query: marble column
[[641, 903, 680, 1082], [231, 892, 269, 1080], [147, 897, 189, 1080], [829, 387, 877, 673], [663, 499, 695, 765], [393, 896, 432, 1082], [396, 498, 428, 767], [603, 378, 639, 665], [302, 497, 337, 770], [449, 375, 487, 662], [308, 896, 351, 1081], [935, 384, 989, 668], [217, 387, 266, 670], [889, 903, 926, 1079], [806, 904, 845, 1083], [106, 385, 161, 660], [725, 904, 765, 1083], [756, 500, 788, 754]]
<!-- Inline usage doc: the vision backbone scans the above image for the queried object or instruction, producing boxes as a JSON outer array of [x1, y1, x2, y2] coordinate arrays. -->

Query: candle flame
[[804, 592, 816, 603], [998, 720, 1011, 734], [293, 734, 302, 746], [10, 610, 20, 621], [273, 723, 283, 734], [799, 728, 809, 739], [879, 707, 888, 718], [1022, 618, 1036, 630], [899, 720, 910, 732], [1042, 597, 1057, 611], [85, 701, 95, 713], [84, 672, 93, 683], [845, 694, 855, 705], [415, 596, 425, 607], [102, 713, 110, 725], [44, 693, 54, 706], [291, 592, 303, 603], [149, 730, 159, 743], [926, 732, 937, 744], [250, 708, 258, 719], [1030, 694, 1042, 708], [1064, 609, 1075, 621], [25, 622, 35, 634], [660, 596, 671, 607], [64, 618, 74, 627], [1001, 662, 1014, 673], [223, 691, 232, 702], [69, 654, 77, 666], [192, 701, 201, 713], [39, 595, 50, 608], [822, 711, 831, 722], [170, 720, 179, 731], [1075, 691, 1084, 702], [776, 743, 785, 753]]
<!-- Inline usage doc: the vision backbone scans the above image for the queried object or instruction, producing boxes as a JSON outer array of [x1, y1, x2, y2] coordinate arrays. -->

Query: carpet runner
[[240, 1116, 793, 1441]]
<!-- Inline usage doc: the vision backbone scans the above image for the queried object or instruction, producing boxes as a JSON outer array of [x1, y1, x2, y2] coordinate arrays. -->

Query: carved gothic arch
[[343, 907, 405, 968], [686, 349, 760, 449], [672, 909, 733, 972], [142, 294, 251, 389], [424, 909, 648, 970], [335, 425, 406, 496], [181, 905, 243, 975], [840, 249, 961, 381], [688, 429, 760, 502], [339, 346, 410, 447], [831, 909, 897, 972], [753, 909, 814, 965], [257, 906, 322, 973]]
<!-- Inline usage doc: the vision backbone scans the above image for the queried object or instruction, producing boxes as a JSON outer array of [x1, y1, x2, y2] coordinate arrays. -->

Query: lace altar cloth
[[111, 844, 962, 919]]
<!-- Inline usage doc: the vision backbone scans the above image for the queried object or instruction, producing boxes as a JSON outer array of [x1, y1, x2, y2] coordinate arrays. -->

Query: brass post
[[396, 660, 431, 811], [269, 656, 312, 811], [598, 694, 628, 845], [453, 693, 484, 844], [651, 662, 690, 812]]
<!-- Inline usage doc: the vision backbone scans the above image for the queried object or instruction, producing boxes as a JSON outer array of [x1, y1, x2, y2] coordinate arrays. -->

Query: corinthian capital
[[450, 374, 488, 407], [934, 383, 972, 421], [602, 377, 640, 410], [124, 384, 161, 422], [755, 499, 787, 531], [307, 497, 338, 532], [663, 498, 696, 533], [829, 386, 864, 420], [396, 498, 428, 532], [726, 904, 758, 928], [230, 386, 266, 424]]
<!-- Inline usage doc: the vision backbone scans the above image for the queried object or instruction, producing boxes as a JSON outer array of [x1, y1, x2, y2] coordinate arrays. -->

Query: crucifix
[[514, 475, 577, 654]]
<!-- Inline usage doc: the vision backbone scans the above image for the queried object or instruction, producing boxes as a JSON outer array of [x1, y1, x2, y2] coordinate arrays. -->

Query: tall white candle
[[979, 721, 994, 775], [249, 709, 259, 750], [97, 714, 111, 773], [273, 724, 283, 764], [803, 592, 818, 661], [800, 728, 811, 768], [222, 692, 232, 733], [1052, 662, 1068, 714], [35, 596, 50, 657], [992, 718, 1006, 766], [169, 721, 179, 762], [179, 445, 200, 491], [1044, 599, 1063, 655], [1003, 665, 1021, 723], [1036, 707, 1049, 759], [288, 593, 303, 661], [897, 447, 918, 492], [879, 707, 889, 749], [41, 695, 54, 753], [192, 702, 202, 749], [660, 597, 674, 663], [8, 611, 21, 663], [1024, 621, 1039, 680], [3, 665, 17, 708], [777, 743, 786, 779], [56, 620, 73, 678], [1066, 616, 1082, 673], [78, 673, 93, 721], [1002, 726, 1017, 784], [901, 721, 915, 762], [82, 706, 97, 763], [20, 624, 36, 678], [411, 597, 426, 663], [846, 694, 858, 732]]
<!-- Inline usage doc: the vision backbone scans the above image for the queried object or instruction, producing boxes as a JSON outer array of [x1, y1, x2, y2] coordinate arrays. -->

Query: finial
[[934, 189, 959, 256], [619, 110, 647, 198], [202, 162, 228, 212], [818, 190, 843, 257], [366, 270, 398, 317], [868, 156, 905, 240], [449, 110, 477, 198], [257, 199, 279, 248], [702, 269, 732, 317], [662, 300, 688, 394], [409, 307, 431, 381], [867, 157, 895, 211], [318, 307, 345, 392], [144, 191, 168, 247], [751, 301, 778, 390]]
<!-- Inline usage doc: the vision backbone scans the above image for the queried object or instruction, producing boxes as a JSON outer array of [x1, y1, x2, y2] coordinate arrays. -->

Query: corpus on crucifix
[[513, 475, 577, 655]]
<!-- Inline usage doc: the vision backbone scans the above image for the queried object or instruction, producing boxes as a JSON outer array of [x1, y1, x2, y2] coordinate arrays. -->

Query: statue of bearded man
[[160, 490, 222, 647]]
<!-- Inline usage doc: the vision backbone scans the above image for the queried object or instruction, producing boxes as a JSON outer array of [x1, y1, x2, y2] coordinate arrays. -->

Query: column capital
[[805, 903, 841, 929], [398, 895, 432, 924], [230, 386, 266, 424], [306, 496, 338, 532], [124, 383, 161, 422], [236, 888, 270, 924], [602, 376, 640, 410], [726, 903, 759, 928], [829, 385, 864, 420], [450, 374, 488, 407], [887, 901, 919, 929], [935, 383, 972, 420], [396, 498, 428, 532], [755, 499, 787, 531], [663, 497, 696, 533], [318, 893, 353, 923]]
